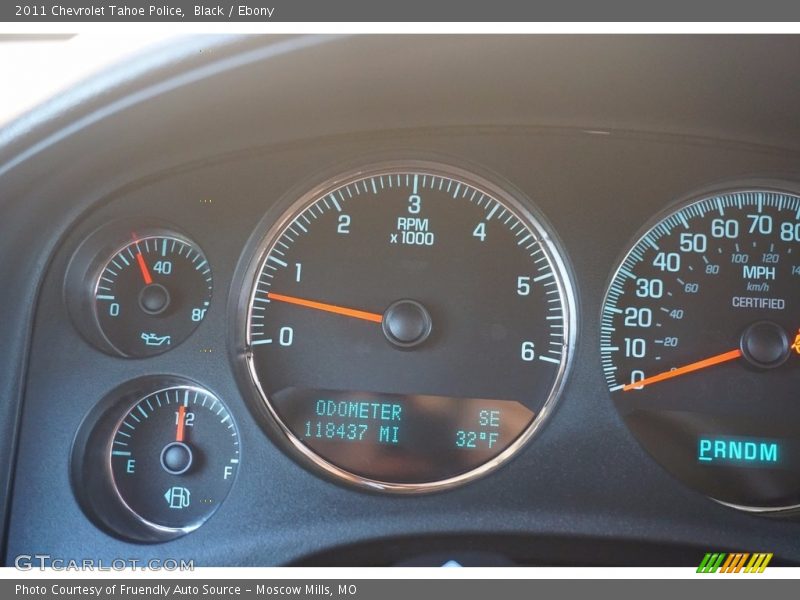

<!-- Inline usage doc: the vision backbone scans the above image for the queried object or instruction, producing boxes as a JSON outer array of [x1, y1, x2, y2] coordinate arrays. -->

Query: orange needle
[[133, 239, 153, 285], [176, 405, 186, 442], [623, 349, 742, 391], [267, 292, 383, 323]]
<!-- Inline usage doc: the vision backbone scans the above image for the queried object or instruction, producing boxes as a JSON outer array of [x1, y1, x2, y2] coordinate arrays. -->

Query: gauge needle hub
[[623, 349, 742, 391], [267, 292, 383, 323]]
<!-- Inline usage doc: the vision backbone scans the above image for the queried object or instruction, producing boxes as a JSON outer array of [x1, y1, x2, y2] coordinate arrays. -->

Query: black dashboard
[[2, 35, 800, 566]]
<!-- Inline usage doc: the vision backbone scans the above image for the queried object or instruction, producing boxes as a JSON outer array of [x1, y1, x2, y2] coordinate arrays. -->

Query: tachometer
[[236, 160, 576, 492], [602, 185, 800, 514]]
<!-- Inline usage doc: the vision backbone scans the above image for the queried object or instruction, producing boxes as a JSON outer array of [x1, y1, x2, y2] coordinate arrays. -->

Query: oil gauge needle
[[132, 235, 153, 285], [135, 252, 153, 285], [622, 349, 743, 391], [267, 292, 383, 323]]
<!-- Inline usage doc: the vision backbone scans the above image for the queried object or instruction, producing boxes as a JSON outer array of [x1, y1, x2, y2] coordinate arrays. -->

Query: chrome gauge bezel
[[233, 158, 578, 494], [600, 179, 800, 517], [64, 219, 212, 358], [70, 376, 240, 543], [90, 232, 211, 357], [105, 383, 236, 538]]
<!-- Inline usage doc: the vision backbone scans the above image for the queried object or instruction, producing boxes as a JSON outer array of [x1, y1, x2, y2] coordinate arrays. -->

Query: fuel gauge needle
[[176, 404, 186, 442], [622, 349, 742, 391]]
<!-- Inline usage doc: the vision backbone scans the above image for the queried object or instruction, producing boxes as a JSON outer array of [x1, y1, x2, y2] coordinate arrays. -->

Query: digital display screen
[[272, 387, 535, 484], [698, 436, 781, 467], [626, 409, 800, 508]]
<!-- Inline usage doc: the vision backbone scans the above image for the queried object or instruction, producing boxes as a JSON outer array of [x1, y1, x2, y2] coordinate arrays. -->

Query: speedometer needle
[[622, 349, 742, 391], [267, 292, 383, 323]]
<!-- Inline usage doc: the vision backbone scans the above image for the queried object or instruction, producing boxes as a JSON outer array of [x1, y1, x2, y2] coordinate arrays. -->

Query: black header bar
[[4, 0, 800, 22]]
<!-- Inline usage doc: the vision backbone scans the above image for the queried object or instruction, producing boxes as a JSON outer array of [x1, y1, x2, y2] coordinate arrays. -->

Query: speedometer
[[602, 185, 800, 513], [235, 160, 576, 492]]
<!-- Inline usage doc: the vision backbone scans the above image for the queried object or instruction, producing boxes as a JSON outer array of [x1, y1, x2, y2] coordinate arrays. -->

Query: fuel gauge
[[72, 377, 240, 542]]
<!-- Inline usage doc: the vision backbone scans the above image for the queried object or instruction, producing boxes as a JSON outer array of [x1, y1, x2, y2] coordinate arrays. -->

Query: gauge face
[[110, 385, 239, 533], [93, 233, 212, 357], [242, 161, 575, 492], [71, 378, 240, 542], [602, 187, 800, 512]]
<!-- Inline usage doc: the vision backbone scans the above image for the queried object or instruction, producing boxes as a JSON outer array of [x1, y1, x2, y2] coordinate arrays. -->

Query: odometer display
[[241, 161, 575, 492], [602, 187, 800, 512]]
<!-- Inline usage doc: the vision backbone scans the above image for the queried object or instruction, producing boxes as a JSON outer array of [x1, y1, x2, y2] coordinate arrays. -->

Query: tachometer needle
[[267, 292, 383, 323], [622, 348, 742, 391], [176, 404, 186, 442]]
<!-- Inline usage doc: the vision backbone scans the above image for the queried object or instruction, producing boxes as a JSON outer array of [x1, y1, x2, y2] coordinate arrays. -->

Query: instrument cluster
[[56, 151, 800, 545]]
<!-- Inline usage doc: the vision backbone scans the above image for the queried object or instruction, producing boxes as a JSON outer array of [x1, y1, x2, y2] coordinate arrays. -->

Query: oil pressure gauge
[[65, 220, 212, 357], [71, 377, 240, 542]]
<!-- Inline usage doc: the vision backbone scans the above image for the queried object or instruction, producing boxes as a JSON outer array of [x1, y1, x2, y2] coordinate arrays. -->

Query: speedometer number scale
[[602, 188, 800, 512]]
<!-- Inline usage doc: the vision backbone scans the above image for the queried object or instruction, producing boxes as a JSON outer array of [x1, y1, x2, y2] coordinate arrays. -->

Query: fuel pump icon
[[164, 486, 191, 509]]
